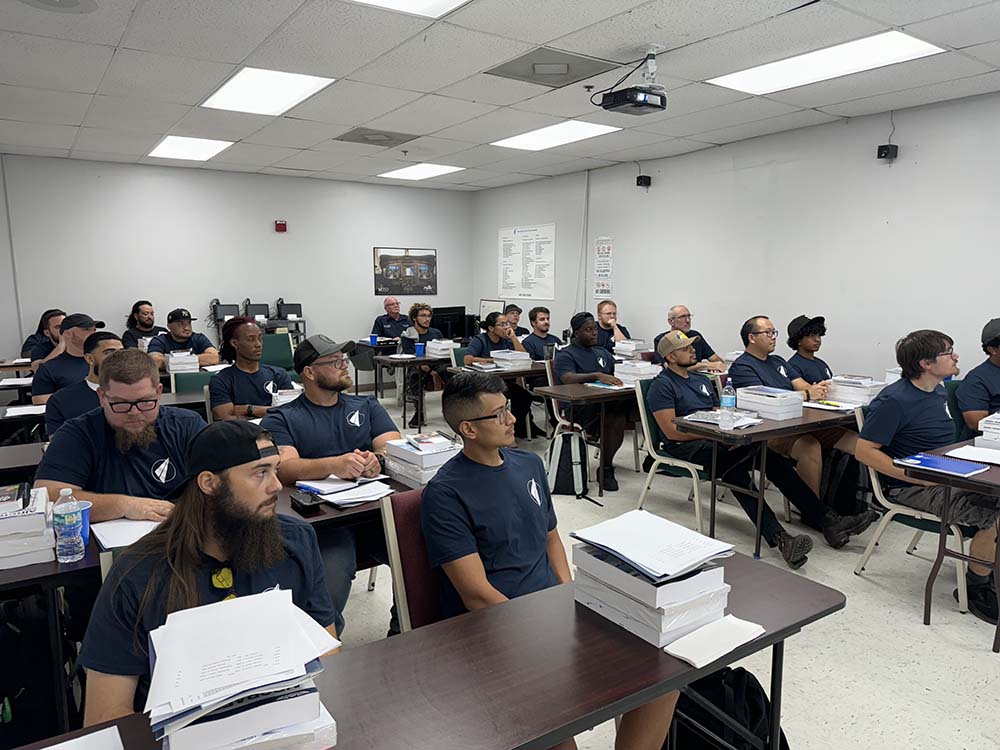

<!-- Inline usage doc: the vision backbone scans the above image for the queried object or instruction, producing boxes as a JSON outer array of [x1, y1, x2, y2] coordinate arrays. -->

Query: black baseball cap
[[504, 303, 523, 314], [981, 318, 1000, 344], [167, 308, 196, 323], [293, 334, 356, 373], [59, 313, 105, 333], [787, 315, 825, 342], [169, 421, 278, 499]]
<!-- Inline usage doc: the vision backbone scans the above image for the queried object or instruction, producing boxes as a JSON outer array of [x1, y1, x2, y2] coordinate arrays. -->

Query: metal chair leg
[[636, 463, 658, 511], [367, 566, 378, 592], [854, 510, 896, 574], [632, 425, 640, 472], [951, 525, 968, 613], [906, 530, 924, 554]]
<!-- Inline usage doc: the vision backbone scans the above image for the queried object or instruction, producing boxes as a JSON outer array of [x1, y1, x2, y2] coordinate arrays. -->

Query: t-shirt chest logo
[[527, 478, 542, 506], [778, 365, 787, 377], [347, 409, 365, 428], [597, 356, 606, 368], [944, 403, 953, 420], [700, 384, 710, 396], [263, 380, 278, 395], [152, 457, 176, 484]]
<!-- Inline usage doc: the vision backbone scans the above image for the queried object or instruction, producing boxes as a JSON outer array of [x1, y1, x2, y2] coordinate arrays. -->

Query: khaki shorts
[[768, 427, 849, 457], [889, 485, 1000, 531]]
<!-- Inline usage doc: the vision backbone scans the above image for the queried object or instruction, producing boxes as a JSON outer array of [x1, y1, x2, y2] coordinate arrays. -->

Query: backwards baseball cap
[[59, 313, 105, 333], [786, 315, 825, 341], [293, 334, 356, 373], [169, 421, 278, 499], [982, 318, 1000, 345], [657, 330, 701, 358], [504, 303, 523, 315], [570, 312, 594, 332], [167, 308, 196, 323]]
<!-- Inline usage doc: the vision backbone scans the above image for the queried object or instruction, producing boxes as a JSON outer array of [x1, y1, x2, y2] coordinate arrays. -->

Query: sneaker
[[600, 466, 619, 492], [955, 586, 999, 625], [776, 531, 813, 570], [822, 509, 878, 549]]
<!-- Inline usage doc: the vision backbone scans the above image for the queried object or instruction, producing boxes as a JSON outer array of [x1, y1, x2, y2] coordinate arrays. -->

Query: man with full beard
[[34, 348, 205, 522], [78, 420, 338, 725]]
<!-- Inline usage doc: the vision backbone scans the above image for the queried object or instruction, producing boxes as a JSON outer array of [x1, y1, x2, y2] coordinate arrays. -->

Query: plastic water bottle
[[53, 488, 85, 564], [720, 383, 737, 431]]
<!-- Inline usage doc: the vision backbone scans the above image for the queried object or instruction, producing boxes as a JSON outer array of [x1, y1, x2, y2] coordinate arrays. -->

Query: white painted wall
[[471, 91, 1000, 378], [0, 157, 22, 357]]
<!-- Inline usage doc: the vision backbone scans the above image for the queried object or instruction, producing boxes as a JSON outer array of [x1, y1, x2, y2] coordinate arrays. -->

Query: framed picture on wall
[[374, 247, 438, 295]]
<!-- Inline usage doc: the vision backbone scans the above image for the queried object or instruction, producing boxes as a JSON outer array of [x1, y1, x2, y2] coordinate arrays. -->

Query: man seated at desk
[[856, 329, 998, 625], [121, 299, 167, 350], [31, 313, 102, 405], [522, 306, 562, 361], [371, 296, 410, 340], [401, 302, 451, 428], [78, 420, 338, 725], [504, 303, 530, 336], [45, 332, 123, 436], [147, 308, 220, 372], [422, 372, 676, 750], [957, 318, 1000, 435], [22, 307, 64, 361], [595, 298, 631, 352], [34, 348, 206, 522], [260, 334, 400, 635], [653, 304, 725, 372], [786, 315, 834, 384], [210, 316, 292, 421]]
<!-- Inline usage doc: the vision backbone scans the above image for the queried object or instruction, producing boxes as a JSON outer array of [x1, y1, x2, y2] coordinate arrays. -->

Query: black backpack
[[820, 448, 871, 517], [669, 667, 790, 750], [545, 432, 590, 497]]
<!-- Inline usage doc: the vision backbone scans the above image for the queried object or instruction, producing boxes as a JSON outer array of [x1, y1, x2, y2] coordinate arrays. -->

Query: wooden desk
[[374, 354, 450, 429], [22, 553, 845, 750], [0, 404, 46, 428], [901, 440, 1000, 652], [273, 479, 410, 529], [0, 442, 46, 479], [354, 340, 399, 398], [0, 359, 32, 373], [158, 390, 207, 416], [674, 408, 856, 557]]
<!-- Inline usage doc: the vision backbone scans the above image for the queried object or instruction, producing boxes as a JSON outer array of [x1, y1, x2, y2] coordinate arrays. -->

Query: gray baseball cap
[[293, 334, 356, 373], [982, 318, 1000, 345]]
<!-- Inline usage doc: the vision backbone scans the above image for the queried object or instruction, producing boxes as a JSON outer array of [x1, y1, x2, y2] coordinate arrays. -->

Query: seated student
[[371, 296, 410, 339], [29, 308, 66, 368], [21, 308, 64, 359], [553, 313, 638, 492], [465, 311, 540, 439], [34, 348, 206, 523], [422, 372, 677, 750], [210, 317, 292, 421], [856, 330, 999, 624], [45, 332, 123, 436], [786, 315, 834, 384], [595, 299, 631, 352], [653, 305, 726, 372], [521, 306, 562, 361], [31, 313, 103, 405], [260, 334, 400, 634], [401, 303, 451, 428], [78, 420, 338, 725], [147, 308, 220, 372], [957, 318, 1000, 434], [503, 303, 530, 336], [121, 299, 167, 350]]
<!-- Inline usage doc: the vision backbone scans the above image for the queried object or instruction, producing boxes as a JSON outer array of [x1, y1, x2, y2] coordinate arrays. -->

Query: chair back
[[451, 346, 469, 368], [170, 370, 213, 394], [636, 379, 665, 458], [381, 489, 440, 632], [261, 333, 294, 370], [640, 351, 655, 362], [203, 385, 213, 424], [944, 380, 973, 442], [855, 407, 893, 509], [351, 343, 377, 373]]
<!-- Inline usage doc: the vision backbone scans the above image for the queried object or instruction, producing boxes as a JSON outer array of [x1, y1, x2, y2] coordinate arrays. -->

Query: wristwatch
[[246, 404, 255, 417]]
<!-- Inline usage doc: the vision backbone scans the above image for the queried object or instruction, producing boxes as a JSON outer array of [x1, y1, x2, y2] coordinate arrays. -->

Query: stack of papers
[[386, 435, 460, 487], [884, 366, 902, 384], [91, 519, 159, 550], [736, 386, 802, 421], [471, 361, 499, 371], [426, 339, 458, 358], [492, 350, 532, 370], [166, 352, 199, 373], [664, 615, 765, 667], [616, 360, 660, 385], [202, 364, 230, 373], [947, 445, 1000, 465], [294, 476, 393, 507], [0, 487, 53, 570], [826, 376, 885, 405], [583, 382, 632, 391], [10, 358, 31, 365], [271, 384, 302, 408], [0, 376, 33, 387], [146, 589, 338, 750], [684, 410, 762, 429], [976, 413, 1000, 450], [3, 404, 46, 417], [613, 339, 650, 358]]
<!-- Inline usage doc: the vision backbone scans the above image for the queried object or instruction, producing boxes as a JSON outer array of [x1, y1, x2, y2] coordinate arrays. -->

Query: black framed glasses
[[310, 356, 350, 370], [751, 329, 778, 339], [465, 401, 512, 424], [935, 348, 956, 359], [107, 398, 159, 414]]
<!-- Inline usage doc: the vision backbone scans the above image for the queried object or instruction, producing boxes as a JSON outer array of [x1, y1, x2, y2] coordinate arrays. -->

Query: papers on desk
[[295, 474, 387, 495], [945, 445, 1000, 466], [684, 410, 762, 429], [584, 382, 631, 391], [202, 364, 230, 372], [91, 518, 159, 549], [46, 726, 124, 750], [0, 377, 33, 387], [3, 404, 45, 417], [803, 400, 861, 412], [388, 353, 415, 359], [295, 476, 393, 507], [664, 615, 765, 668], [10, 358, 31, 365]]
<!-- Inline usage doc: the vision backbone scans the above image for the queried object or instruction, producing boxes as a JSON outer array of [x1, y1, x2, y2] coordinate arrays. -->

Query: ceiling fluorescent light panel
[[148, 135, 233, 161], [379, 163, 465, 180], [202, 67, 335, 116], [492, 120, 620, 151]]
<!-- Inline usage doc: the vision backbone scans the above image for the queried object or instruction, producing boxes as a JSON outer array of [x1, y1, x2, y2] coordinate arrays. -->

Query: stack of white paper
[[884, 366, 902, 384], [616, 360, 660, 385], [294, 477, 394, 507], [146, 589, 338, 750], [91, 518, 159, 550], [736, 386, 802, 421], [0, 376, 33, 387], [613, 339, 649, 358], [976, 413, 1000, 450], [426, 339, 458, 358], [826, 376, 885, 405], [0, 488, 54, 570], [664, 615, 765, 667], [385, 436, 461, 488], [3, 404, 46, 417], [271, 384, 303, 408], [492, 350, 532, 370], [166, 352, 199, 373]]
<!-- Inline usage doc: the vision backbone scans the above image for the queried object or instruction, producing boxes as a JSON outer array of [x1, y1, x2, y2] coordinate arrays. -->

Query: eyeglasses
[[465, 401, 512, 424], [495, 322, 511, 329], [107, 398, 159, 414], [671, 314, 693, 321], [751, 329, 778, 339], [211, 566, 237, 601], [935, 348, 956, 359], [310, 356, 349, 370]]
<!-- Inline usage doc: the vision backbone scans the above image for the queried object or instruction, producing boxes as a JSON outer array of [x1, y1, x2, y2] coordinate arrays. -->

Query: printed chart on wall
[[593, 236, 613, 298], [374, 247, 437, 296], [498, 224, 555, 300]]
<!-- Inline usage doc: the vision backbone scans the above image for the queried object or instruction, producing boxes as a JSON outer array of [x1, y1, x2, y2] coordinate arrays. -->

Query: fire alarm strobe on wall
[[275, 220, 287, 233]]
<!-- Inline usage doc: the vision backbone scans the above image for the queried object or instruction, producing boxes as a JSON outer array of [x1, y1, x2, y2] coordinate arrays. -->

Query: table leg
[[992, 518, 1000, 653], [769, 641, 784, 750], [354, 365, 360, 396], [598, 402, 606, 499], [417, 366, 425, 429], [709, 441, 719, 538], [401, 365, 408, 429], [754, 443, 768, 559], [924, 487, 953, 626], [45, 587, 69, 733]]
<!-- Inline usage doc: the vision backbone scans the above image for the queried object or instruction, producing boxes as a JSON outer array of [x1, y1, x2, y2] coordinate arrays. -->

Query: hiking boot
[[822, 509, 878, 549], [600, 466, 619, 492], [955, 586, 999, 625], [776, 531, 813, 570]]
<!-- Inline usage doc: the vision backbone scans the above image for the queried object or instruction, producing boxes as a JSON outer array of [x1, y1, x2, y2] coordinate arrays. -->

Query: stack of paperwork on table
[[0, 486, 53, 569], [736, 386, 802, 421], [385, 433, 461, 488], [294, 475, 393, 507], [825, 375, 885, 406], [975, 413, 1000, 451], [165, 352, 199, 374]]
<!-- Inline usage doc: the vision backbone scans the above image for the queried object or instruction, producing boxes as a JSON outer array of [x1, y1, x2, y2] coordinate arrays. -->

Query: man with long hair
[[78, 420, 338, 725], [210, 316, 292, 421], [34, 348, 205, 522], [28, 308, 67, 368], [21, 307, 64, 359], [121, 299, 166, 349]]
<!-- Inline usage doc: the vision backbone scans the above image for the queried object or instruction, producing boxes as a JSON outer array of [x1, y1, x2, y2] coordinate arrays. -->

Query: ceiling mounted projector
[[597, 52, 667, 116]]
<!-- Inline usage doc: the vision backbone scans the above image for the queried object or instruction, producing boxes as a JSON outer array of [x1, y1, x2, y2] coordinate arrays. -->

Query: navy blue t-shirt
[[596, 324, 631, 352], [21, 332, 47, 359], [122, 326, 167, 349], [401, 327, 443, 355], [467, 332, 514, 359], [422, 449, 559, 619], [78, 514, 336, 709], [728, 352, 795, 390], [371, 314, 410, 339], [956, 359, 1000, 419], [522, 333, 561, 361], [209, 364, 292, 408], [647, 368, 718, 423], [29, 337, 56, 362], [32, 352, 89, 397], [652, 329, 715, 365], [261, 393, 397, 458], [36, 406, 206, 499], [860, 379, 956, 488], [146, 331, 215, 356], [787, 353, 833, 384], [45, 379, 99, 436], [553, 343, 614, 384]]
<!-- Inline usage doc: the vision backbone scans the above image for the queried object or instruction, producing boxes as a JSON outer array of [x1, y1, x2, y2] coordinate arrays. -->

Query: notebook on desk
[[893, 453, 990, 478]]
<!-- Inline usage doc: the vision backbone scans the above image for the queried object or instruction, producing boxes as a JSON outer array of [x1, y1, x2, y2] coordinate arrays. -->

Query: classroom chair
[[261, 333, 295, 371], [203, 385, 213, 424], [169, 370, 213, 394], [380, 489, 440, 632], [449, 346, 469, 369], [945, 380, 974, 442]]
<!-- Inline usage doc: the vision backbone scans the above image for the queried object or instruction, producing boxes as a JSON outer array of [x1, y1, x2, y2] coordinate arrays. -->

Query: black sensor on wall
[[877, 144, 898, 160]]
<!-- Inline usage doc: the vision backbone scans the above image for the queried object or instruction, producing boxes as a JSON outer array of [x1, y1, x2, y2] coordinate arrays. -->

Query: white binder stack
[[736, 386, 803, 421]]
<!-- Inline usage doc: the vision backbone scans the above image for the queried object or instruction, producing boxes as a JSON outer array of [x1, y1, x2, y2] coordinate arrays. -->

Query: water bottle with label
[[720, 383, 737, 431], [53, 488, 85, 563]]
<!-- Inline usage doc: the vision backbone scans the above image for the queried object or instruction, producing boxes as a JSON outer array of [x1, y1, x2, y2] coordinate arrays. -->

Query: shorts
[[565, 401, 639, 436], [769, 427, 849, 457], [888, 485, 1000, 530]]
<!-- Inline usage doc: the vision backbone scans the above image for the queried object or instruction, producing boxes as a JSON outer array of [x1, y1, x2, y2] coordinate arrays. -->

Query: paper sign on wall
[[593, 236, 613, 298], [498, 224, 555, 300]]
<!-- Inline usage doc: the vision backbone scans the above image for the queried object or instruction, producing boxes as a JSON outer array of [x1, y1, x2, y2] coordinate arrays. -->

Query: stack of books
[[0, 485, 54, 570], [977, 413, 1000, 450], [385, 433, 461, 489], [492, 350, 532, 370], [471, 361, 500, 372], [616, 360, 660, 385], [569, 510, 733, 648], [736, 386, 803, 421], [426, 339, 458, 358], [271, 384, 303, 407], [826, 376, 886, 405], [884, 366, 902, 384], [613, 339, 650, 358], [166, 352, 199, 373], [146, 589, 339, 750]]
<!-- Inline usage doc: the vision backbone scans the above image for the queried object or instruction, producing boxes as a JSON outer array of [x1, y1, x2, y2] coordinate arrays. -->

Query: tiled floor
[[338, 391, 1000, 750]]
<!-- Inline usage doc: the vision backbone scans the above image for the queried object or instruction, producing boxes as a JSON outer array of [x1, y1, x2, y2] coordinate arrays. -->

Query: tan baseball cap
[[657, 330, 700, 358]]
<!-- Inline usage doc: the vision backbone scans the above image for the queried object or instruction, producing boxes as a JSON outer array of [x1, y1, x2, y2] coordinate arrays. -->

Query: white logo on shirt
[[945, 403, 952, 420], [825, 368, 832, 378], [264, 380, 278, 395], [597, 356, 606, 368], [347, 409, 365, 428], [700, 384, 710, 396], [527, 478, 542, 506], [778, 365, 787, 377], [151, 458, 176, 484]]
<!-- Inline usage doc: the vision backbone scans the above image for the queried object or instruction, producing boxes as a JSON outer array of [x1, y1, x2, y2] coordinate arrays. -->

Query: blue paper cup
[[77, 500, 93, 546], [369, 334, 378, 345], [414, 342, 426, 356]]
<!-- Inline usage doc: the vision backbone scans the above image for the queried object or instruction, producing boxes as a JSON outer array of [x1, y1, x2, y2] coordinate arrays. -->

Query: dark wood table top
[[158, 391, 206, 409], [534, 383, 638, 404], [26, 553, 844, 750], [0, 442, 46, 470], [902, 439, 1000, 497], [673, 407, 856, 445], [0, 360, 33, 372], [0, 537, 102, 593], [274, 478, 411, 527], [448, 362, 547, 379], [0, 378, 33, 391], [0, 404, 46, 423], [374, 354, 451, 366]]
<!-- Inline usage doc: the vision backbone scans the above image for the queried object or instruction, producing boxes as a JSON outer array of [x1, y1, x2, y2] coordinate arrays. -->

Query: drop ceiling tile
[[200, 162, 263, 173], [73, 128, 162, 155], [122, 0, 304, 63], [548, 126, 673, 156], [690, 109, 841, 145], [0, 0, 136, 45], [244, 117, 350, 148], [0, 31, 113, 93], [69, 150, 139, 163], [329, 156, 412, 175], [906, 3, 1000, 48], [830, 1, 990, 26], [98, 49, 235, 105], [820, 70, 1000, 116], [550, 0, 805, 64], [260, 166, 318, 177], [382, 136, 473, 161], [205, 142, 300, 166], [598, 138, 713, 162], [963, 39, 1000, 65], [0, 144, 69, 158], [247, 0, 430, 77], [437, 74, 551, 106], [541, 157, 617, 175], [767, 51, 991, 108], [309, 138, 388, 158], [308, 171, 372, 182], [634, 97, 802, 137], [287, 80, 423, 126], [0, 120, 80, 149], [446, 0, 651, 44], [484, 150, 584, 173], [654, 3, 886, 83], [83, 95, 190, 133], [274, 149, 362, 170], [169, 108, 274, 141], [0, 85, 92, 125], [433, 108, 562, 143], [351, 23, 534, 93], [471, 172, 545, 187], [579, 83, 748, 129], [441, 143, 512, 166], [365, 95, 497, 134]]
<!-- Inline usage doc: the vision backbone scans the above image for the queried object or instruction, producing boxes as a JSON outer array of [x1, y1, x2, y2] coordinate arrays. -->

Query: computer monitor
[[277, 301, 302, 318], [212, 303, 240, 322], [245, 302, 269, 319], [431, 306, 466, 339]]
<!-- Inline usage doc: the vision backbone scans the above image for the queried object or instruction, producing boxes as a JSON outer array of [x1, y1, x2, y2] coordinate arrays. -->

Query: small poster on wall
[[593, 236, 613, 298], [374, 247, 438, 295]]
